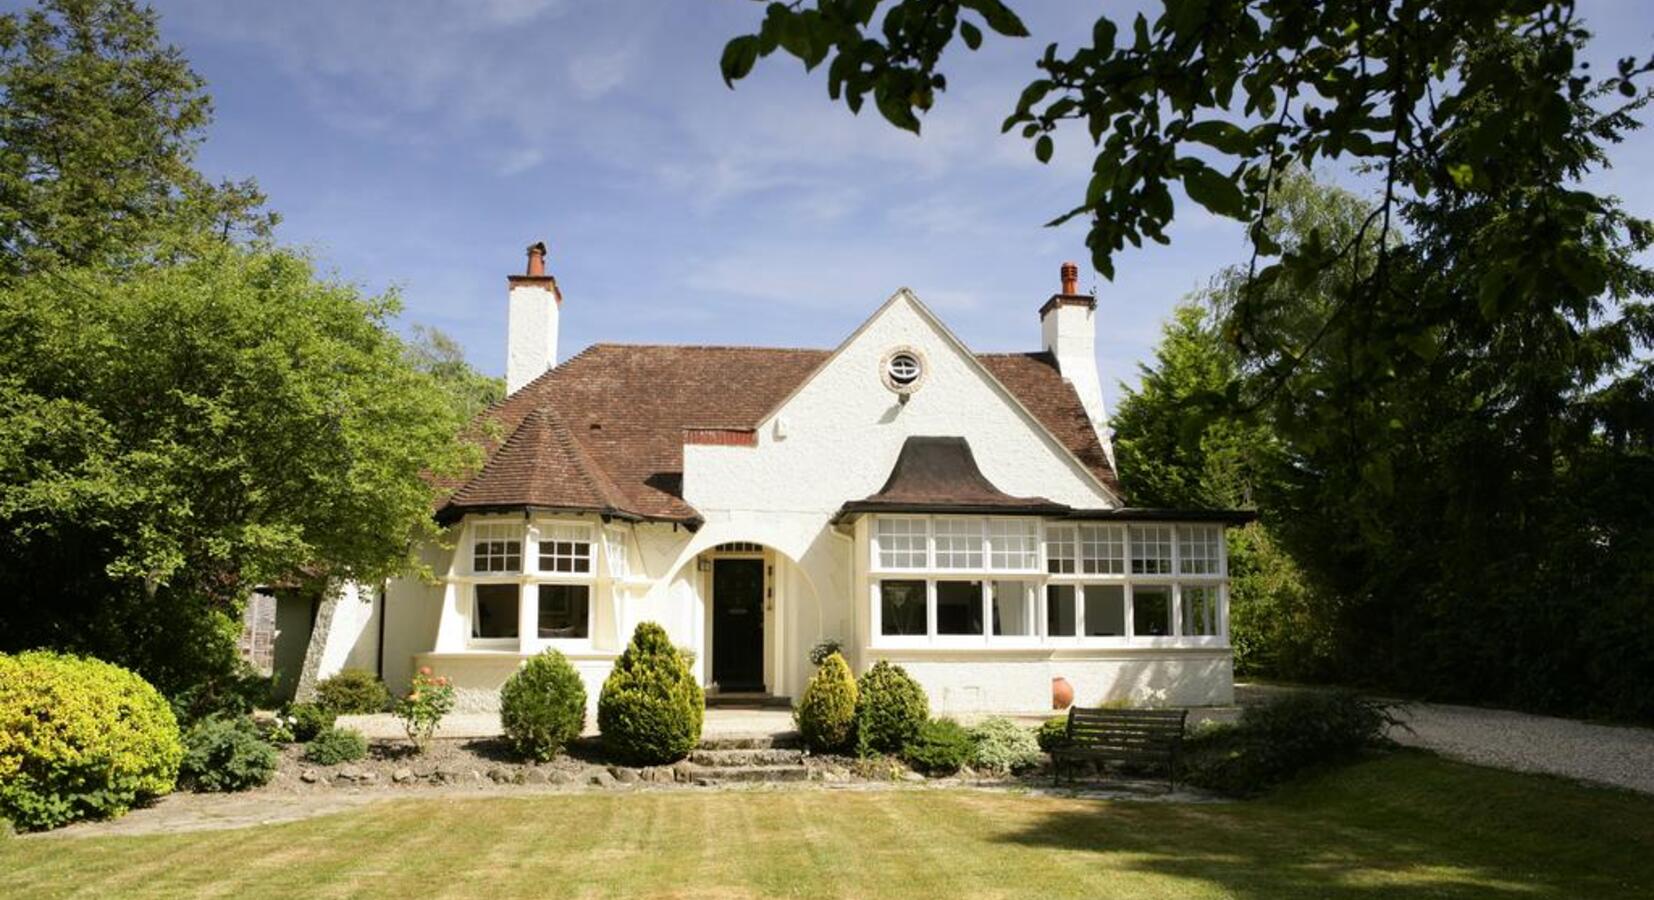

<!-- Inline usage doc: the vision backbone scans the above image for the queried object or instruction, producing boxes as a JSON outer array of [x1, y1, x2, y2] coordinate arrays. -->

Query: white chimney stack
[[506, 241, 560, 394], [1040, 261, 1114, 463]]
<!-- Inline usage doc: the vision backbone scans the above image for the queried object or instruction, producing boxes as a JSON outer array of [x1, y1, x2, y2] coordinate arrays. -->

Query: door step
[[697, 732, 803, 751], [677, 763, 810, 785], [705, 694, 792, 710], [689, 748, 805, 767]]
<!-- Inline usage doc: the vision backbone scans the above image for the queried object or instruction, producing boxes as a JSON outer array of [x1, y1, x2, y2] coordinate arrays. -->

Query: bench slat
[[1054, 706, 1187, 790]]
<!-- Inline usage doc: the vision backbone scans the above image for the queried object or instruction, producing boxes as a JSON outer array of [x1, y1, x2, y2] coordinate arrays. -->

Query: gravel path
[[1389, 702, 1654, 795]]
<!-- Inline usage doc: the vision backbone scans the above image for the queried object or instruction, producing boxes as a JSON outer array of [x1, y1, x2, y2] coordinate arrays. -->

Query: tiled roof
[[835, 436, 1070, 519], [437, 343, 1121, 524]]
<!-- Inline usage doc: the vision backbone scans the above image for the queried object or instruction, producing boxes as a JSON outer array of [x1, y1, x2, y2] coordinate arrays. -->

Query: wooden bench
[[1050, 707, 1188, 790]]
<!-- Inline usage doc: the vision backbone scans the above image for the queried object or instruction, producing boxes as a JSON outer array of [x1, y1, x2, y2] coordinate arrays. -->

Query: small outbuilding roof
[[833, 436, 1071, 521]]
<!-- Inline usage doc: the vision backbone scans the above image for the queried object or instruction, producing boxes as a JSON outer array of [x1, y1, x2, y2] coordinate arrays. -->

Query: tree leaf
[[720, 36, 761, 88], [1182, 163, 1247, 219]]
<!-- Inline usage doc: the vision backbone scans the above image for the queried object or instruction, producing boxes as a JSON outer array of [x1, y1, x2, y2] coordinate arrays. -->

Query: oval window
[[887, 352, 921, 386]]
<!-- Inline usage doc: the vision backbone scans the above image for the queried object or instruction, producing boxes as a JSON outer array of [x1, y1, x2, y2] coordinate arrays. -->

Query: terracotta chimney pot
[[526, 241, 548, 277], [1060, 261, 1079, 296]]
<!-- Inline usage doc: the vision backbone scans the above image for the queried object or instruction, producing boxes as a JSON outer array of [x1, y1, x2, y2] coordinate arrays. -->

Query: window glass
[[935, 580, 984, 635], [991, 581, 1034, 636], [472, 523, 522, 573], [1132, 585, 1173, 636], [876, 518, 928, 569], [933, 519, 983, 569], [1083, 584, 1126, 636], [1079, 525, 1125, 574], [1046, 525, 1076, 574], [879, 580, 927, 636], [603, 528, 630, 580], [472, 583, 519, 639], [537, 584, 589, 639], [1181, 585, 1221, 636], [1178, 525, 1221, 575], [1130, 525, 1174, 575], [1046, 584, 1078, 637], [538, 524, 592, 573], [987, 519, 1039, 570]]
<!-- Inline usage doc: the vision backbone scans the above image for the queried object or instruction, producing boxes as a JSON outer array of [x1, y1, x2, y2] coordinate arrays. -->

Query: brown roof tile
[[438, 343, 1121, 523], [836, 436, 1070, 519]]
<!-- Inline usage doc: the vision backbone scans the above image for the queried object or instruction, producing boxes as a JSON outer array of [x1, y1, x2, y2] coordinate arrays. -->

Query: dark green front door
[[712, 558, 765, 691]]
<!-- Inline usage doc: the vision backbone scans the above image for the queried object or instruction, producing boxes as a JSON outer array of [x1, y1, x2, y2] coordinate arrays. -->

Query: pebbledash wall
[[318, 290, 1235, 714]]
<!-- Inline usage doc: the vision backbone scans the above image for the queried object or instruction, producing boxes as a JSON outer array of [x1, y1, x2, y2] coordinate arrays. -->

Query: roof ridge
[[582, 341, 833, 353]]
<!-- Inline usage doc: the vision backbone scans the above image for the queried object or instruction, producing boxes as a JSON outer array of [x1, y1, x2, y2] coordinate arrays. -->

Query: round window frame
[[880, 347, 928, 395]]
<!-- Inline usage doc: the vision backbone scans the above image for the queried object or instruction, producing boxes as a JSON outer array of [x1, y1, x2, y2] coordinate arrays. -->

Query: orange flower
[[418, 666, 433, 676]]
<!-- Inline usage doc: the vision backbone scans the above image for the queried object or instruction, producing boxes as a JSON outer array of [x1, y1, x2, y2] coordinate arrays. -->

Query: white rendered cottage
[[304, 244, 1245, 716]]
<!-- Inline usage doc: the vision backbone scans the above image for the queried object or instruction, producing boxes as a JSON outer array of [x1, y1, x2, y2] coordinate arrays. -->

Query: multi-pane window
[[538, 525, 592, 574], [1179, 526, 1221, 575], [472, 583, 519, 639], [1130, 525, 1174, 575], [603, 528, 630, 580], [988, 519, 1039, 570], [1047, 585, 1078, 636], [1131, 585, 1173, 636], [876, 518, 928, 569], [537, 584, 590, 639], [879, 580, 927, 636], [1046, 526, 1077, 574], [1080, 524, 1125, 574], [933, 519, 983, 569], [472, 523, 522, 573], [1181, 585, 1221, 636]]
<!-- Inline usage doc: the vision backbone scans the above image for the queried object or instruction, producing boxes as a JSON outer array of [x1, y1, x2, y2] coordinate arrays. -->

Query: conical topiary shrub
[[597, 622, 704, 764], [854, 660, 929, 756], [794, 651, 858, 752]]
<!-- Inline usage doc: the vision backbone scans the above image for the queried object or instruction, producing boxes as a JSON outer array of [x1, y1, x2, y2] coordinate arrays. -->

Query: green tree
[[0, 247, 476, 701], [405, 325, 505, 420], [0, 0, 274, 278]]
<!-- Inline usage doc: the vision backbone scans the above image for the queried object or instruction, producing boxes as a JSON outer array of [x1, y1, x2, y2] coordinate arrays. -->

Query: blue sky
[[121, 0, 1654, 411]]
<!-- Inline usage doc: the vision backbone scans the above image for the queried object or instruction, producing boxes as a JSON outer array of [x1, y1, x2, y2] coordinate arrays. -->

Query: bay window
[[465, 519, 597, 649], [536, 583, 589, 639], [871, 514, 1227, 645], [472, 523, 522, 573], [472, 583, 520, 640]]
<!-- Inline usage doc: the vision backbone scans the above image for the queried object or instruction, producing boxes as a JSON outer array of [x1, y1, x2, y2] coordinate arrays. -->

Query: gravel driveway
[[1389, 702, 1654, 795], [1238, 682, 1654, 795]]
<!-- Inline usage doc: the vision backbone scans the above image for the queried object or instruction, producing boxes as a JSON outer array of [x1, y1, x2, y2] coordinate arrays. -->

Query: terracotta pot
[[1051, 676, 1074, 710]]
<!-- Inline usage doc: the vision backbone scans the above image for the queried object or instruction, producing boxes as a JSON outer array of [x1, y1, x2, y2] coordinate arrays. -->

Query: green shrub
[[303, 727, 369, 765], [598, 622, 704, 765], [168, 661, 275, 725], [808, 638, 845, 667], [1183, 691, 1398, 796], [903, 718, 974, 776], [0, 651, 183, 831], [1035, 716, 1070, 753], [500, 650, 587, 761], [968, 717, 1043, 775], [395, 668, 455, 752], [794, 652, 858, 752], [853, 661, 928, 756], [315, 669, 391, 714], [288, 702, 335, 742], [180, 716, 278, 792]]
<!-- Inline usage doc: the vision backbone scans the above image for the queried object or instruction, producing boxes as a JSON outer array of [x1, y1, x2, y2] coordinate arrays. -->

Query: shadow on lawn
[[991, 783, 1616, 898]]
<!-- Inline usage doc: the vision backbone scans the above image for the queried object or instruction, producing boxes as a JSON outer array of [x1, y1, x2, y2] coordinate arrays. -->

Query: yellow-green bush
[[794, 652, 857, 752], [0, 651, 184, 831], [597, 622, 703, 765]]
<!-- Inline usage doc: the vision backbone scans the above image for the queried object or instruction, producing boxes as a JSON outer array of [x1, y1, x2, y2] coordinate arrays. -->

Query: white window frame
[[462, 518, 600, 651], [469, 521, 523, 574]]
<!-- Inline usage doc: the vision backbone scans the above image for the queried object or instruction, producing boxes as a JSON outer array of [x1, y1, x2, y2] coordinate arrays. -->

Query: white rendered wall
[[506, 280, 558, 394], [873, 650, 1234, 715], [1040, 301, 1111, 460]]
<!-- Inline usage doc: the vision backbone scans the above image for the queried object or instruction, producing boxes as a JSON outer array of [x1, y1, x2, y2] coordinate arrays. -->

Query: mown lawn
[[4, 752, 1651, 899]]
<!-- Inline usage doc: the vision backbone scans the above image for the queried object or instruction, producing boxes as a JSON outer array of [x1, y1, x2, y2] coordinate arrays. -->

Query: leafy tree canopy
[[0, 0, 275, 278]]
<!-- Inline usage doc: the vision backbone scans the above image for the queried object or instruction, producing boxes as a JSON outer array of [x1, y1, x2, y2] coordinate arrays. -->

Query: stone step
[[697, 732, 803, 751], [689, 748, 806, 767], [678, 764, 810, 784]]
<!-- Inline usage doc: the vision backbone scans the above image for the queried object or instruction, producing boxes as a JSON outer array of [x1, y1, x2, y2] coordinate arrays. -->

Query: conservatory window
[[538, 524, 592, 574], [1083, 584, 1127, 637], [1079, 524, 1125, 574], [876, 518, 928, 569], [536, 584, 590, 639], [1182, 585, 1221, 636], [1046, 526, 1077, 574], [933, 518, 984, 569], [935, 580, 985, 635], [1046, 585, 1078, 636], [879, 580, 927, 636], [471, 523, 522, 573], [1130, 525, 1174, 575], [1131, 585, 1173, 636], [991, 581, 1036, 636], [471, 583, 519, 640], [1179, 525, 1222, 575], [987, 519, 1040, 570]]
